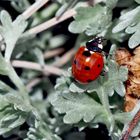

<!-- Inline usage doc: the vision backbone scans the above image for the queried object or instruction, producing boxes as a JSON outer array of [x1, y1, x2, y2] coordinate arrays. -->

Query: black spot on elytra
[[82, 51, 91, 57], [84, 66, 90, 70], [74, 59, 77, 64], [87, 79, 92, 83], [97, 64, 101, 68]]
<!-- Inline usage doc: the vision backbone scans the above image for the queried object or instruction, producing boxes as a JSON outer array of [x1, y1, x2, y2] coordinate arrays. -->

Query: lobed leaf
[[135, 0, 140, 4], [25, 120, 61, 140], [106, 0, 118, 9], [49, 35, 67, 48], [107, 60, 128, 96], [113, 6, 140, 48], [33, 48, 45, 66], [51, 59, 128, 134], [0, 10, 27, 61], [50, 91, 104, 124], [69, 83, 85, 93], [0, 53, 10, 75], [69, 4, 112, 36], [88, 60, 128, 97], [0, 95, 28, 135]]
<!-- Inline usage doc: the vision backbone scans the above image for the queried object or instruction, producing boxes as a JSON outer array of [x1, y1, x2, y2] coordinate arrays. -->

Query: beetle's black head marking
[[86, 37, 105, 53]]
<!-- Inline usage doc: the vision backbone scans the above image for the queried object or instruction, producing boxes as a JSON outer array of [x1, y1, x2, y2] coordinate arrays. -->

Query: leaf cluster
[[49, 59, 131, 139], [0, 8, 63, 140], [0, 0, 140, 140]]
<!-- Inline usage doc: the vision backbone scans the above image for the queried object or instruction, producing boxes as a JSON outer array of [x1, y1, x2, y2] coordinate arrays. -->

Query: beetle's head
[[86, 37, 106, 52]]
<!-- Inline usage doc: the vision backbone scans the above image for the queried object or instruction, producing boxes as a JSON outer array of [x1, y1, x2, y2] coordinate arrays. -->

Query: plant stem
[[52, 48, 75, 67], [11, 60, 65, 76], [22, 0, 50, 20], [24, 2, 89, 35], [44, 48, 64, 59], [7, 62, 28, 100], [21, 0, 102, 35], [97, 87, 114, 133], [26, 78, 42, 91], [25, 9, 76, 35], [120, 101, 140, 140]]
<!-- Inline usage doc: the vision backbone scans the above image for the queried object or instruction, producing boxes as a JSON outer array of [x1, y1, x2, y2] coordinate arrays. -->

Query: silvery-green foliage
[[0, 10, 27, 61], [113, 6, 140, 48], [0, 93, 29, 135], [24, 120, 61, 140], [0, 0, 140, 140], [68, 0, 118, 36], [49, 60, 130, 137], [69, 4, 112, 35], [10, 0, 30, 12], [0, 9, 61, 140]]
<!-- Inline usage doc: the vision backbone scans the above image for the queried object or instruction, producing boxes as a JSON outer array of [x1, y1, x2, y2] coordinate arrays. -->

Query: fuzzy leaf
[[113, 112, 132, 124], [128, 24, 140, 48], [50, 92, 104, 124], [49, 35, 67, 48], [69, 4, 112, 35], [55, 76, 71, 91], [5, 93, 32, 112], [107, 60, 128, 96], [51, 60, 128, 133], [106, 0, 118, 9], [0, 10, 27, 61], [113, 6, 140, 48], [33, 48, 45, 66], [10, 0, 30, 12], [25, 120, 61, 140], [119, 66, 128, 81], [88, 61, 128, 97], [135, 0, 140, 4], [69, 83, 85, 93], [0, 80, 13, 93], [117, 0, 134, 7], [113, 7, 140, 32], [0, 53, 10, 75], [0, 95, 28, 135], [105, 20, 128, 42]]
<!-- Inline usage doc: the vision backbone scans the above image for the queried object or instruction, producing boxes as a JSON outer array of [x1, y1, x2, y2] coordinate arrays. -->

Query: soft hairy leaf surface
[[50, 91, 104, 124], [0, 10, 27, 61], [69, 4, 112, 35], [106, 0, 118, 9], [25, 120, 61, 140], [135, 0, 140, 4], [113, 6, 140, 48], [69, 83, 85, 93], [88, 60, 128, 97], [0, 94, 28, 135], [51, 60, 128, 133], [0, 53, 10, 75]]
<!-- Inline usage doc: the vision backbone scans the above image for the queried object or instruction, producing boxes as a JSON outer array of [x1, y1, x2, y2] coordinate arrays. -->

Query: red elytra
[[72, 37, 104, 84]]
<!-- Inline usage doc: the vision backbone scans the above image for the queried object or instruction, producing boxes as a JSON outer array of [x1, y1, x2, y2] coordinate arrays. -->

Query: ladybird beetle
[[72, 37, 104, 84]]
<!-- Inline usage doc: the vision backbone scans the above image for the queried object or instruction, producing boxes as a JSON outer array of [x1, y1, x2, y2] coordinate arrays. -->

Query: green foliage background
[[0, 0, 140, 140]]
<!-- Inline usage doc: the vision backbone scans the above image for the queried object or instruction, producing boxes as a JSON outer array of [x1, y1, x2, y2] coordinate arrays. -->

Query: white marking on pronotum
[[90, 51, 95, 54], [84, 48, 88, 51], [98, 44, 103, 49], [86, 57, 90, 62]]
